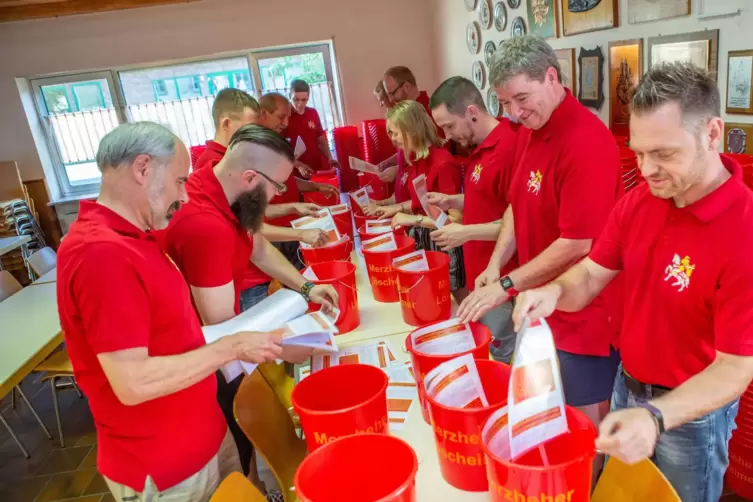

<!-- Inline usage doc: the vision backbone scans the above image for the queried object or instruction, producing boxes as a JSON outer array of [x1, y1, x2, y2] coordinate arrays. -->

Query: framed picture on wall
[[561, 0, 618, 36], [608, 39, 643, 136], [578, 46, 604, 110], [725, 123, 753, 155], [647, 30, 719, 81], [526, 0, 559, 38], [555, 48, 576, 96], [726, 50, 753, 115], [627, 0, 689, 24]]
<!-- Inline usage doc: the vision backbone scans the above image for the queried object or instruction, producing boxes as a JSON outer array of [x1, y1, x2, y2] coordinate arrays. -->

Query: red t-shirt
[[590, 156, 753, 387], [161, 167, 270, 314], [510, 91, 622, 356], [394, 149, 413, 204], [462, 119, 520, 290], [405, 146, 462, 212], [194, 140, 226, 171], [266, 175, 302, 227], [57, 201, 226, 491], [285, 106, 326, 172]]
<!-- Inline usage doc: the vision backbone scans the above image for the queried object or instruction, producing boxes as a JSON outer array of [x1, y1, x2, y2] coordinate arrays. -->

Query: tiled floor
[[0, 371, 750, 501]]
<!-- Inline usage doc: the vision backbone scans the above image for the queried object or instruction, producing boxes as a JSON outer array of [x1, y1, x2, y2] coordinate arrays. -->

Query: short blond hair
[[384, 66, 417, 86], [386, 101, 443, 163]]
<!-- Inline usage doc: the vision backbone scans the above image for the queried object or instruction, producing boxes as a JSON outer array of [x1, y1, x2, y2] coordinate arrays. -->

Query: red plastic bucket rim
[[405, 322, 492, 362], [423, 359, 508, 415], [308, 260, 357, 278], [291, 364, 388, 417], [300, 235, 352, 250], [395, 251, 450, 276], [362, 235, 416, 256]]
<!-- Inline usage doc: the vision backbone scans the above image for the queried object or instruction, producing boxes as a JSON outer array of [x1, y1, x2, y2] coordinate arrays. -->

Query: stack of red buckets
[[358, 119, 397, 200], [726, 383, 753, 498], [332, 126, 362, 192], [619, 145, 642, 193]]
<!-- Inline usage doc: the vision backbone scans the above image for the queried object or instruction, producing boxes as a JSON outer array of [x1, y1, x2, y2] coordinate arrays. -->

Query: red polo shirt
[[161, 167, 269, 314], [590, 156, 753, 387], [285, 106, 326, 172], [394, 149, 413, 204], [463, 119, 520, 290], [194, 140, 226, 171], [57, 201, 225, 491], [266, 175, 302, 227], [510, 91, 621, 356], [406, 146, 462, 212]]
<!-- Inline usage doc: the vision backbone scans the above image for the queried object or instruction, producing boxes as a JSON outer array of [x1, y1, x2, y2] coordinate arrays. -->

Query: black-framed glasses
[[386, 81, 406, 99], [255, 171, 287, 194]]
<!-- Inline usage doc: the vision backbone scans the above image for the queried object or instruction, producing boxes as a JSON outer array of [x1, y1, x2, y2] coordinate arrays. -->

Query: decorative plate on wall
[[511, 16, 527, 37], [494, 1, 508, 31], [465, 0, 478, 11], [507, 0, 521, 8], [487, 87, 501, 117], [479, 0, 493, 29], [484, 41, 497, 66], [467, 22, 481, 54], [472, 61, 487, 89]]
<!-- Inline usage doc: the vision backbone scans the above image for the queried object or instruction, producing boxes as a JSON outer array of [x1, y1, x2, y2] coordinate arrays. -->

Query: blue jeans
[[239, 282, 271, 312], [612, 365, 738, 502]]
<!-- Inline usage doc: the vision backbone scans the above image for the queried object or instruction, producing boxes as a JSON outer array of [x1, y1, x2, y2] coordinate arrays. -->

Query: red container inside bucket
[[358, 224, 406, 245], [359, 172, 392, 200], [303, 173, 340, 207], [295, 433, 418, 502], [300, 236, 353, 267], [331, 207, 355, 242], [304, 261, 360, 334], [354, 212, 374, 230], [405, 321, 492, 424], [426, 360, 511, 491], [396, 251, 451, 326], [362, 235, 416, 303], [484, 406, 597, 502], [291, 364, 389, 452]]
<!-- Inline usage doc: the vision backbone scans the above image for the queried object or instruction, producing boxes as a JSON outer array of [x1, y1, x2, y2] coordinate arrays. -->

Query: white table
[[31, 267, 56, 285], [0, 235, 30, 256]]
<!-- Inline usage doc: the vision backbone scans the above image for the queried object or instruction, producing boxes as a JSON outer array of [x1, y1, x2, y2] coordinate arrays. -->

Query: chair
[[0, 270, 22, 302], [32, 347, 82, 447], [210, 472, 267, 502], [258, 363, 295, 413], [28, 246, 56, 277], [234, 369, 308, 502], [592, 458, 681, 502]]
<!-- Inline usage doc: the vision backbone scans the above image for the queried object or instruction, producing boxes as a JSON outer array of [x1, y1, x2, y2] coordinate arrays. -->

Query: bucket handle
[[297, 239, 353, 267], [398, 274, 425, 293]]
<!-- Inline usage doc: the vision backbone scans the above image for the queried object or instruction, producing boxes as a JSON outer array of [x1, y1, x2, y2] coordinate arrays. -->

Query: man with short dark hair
[[513, 61, 753, 502], [287, 79, 339, 175]]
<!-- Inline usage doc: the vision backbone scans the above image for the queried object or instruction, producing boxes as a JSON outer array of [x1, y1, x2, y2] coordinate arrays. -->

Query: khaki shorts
[[104, 428, 241, 502]]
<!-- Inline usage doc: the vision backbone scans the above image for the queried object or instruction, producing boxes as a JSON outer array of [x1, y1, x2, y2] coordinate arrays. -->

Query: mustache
[[230, 184, 268, 233], [165, 201, 181, 221]]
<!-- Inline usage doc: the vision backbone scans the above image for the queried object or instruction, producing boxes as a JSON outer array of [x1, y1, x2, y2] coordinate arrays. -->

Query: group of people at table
[[55, 34, 753, 502]]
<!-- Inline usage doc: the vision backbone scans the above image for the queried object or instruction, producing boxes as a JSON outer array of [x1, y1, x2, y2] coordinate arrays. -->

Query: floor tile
[[82, 472, 109, 496], [34, 445, 92, 476], [0, 474, 51, 502], [35, 468, 97, 502], [75, 431, 97, 447], [101, 493, 115, 502], [79, 446, 97, 470]]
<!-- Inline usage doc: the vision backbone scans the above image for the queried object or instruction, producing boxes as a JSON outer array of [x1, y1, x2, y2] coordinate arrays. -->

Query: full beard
[[231, 184, 269, 234]]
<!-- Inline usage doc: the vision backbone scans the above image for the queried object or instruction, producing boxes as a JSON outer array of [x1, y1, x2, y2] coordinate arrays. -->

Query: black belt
[[623, 369, 673, 398]]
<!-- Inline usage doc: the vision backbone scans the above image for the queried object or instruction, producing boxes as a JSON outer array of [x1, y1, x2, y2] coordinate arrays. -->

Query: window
[[207, 70, 252, 95], [72, 82, 106, 111], [176, 76, 202, 99], [40, 85, 71, 114]]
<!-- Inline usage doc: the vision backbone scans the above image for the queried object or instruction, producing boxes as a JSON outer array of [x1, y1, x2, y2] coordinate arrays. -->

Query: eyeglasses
[[386, 81, 406, 99], [255, 171, 287, 194]]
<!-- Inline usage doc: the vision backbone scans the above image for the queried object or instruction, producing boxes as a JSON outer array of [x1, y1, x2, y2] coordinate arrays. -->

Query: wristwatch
[[637, 402, 665, 435], [415, 215, 424, 226], [500, 275, 519, 298], [300, 281, 316, 301]]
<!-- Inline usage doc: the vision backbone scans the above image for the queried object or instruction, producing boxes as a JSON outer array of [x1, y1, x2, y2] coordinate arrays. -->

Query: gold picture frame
[[726, 50, 753, 115], [647, 30, 719, 81], [609, 40, 643, 137], [561, 0, 618, 36], [555, 48, 577, 97]]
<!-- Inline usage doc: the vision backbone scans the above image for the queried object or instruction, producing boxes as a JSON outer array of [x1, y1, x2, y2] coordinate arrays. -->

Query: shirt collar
[[533, 89, 579, 141], [190, 165, 238, 224], [470, 120, 510, 156], [77, 200, 153, 240], [679, 155, 748, 222], [205, 140, 227, 156]]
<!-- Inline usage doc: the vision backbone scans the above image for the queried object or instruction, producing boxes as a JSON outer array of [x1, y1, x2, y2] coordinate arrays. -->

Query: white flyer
[[386, 361, 418, 432], [392, 249, 429, 272], [412, 174, 449, 228], [328, 204, 349, 216], [410, 318, 475, 356], [508, 318, 568, 460], [349, 157, 380, 174], [310, 340, 399, 373], [294, 136, 307, 159], [291, 210, 341, 248], [349, 187, 371, 208], [302, 266, 319, 281], [482, 405, 511, 461], [361, 232, 398, 252], [364, 219, 393, 235], [424, 354, 489, 409]]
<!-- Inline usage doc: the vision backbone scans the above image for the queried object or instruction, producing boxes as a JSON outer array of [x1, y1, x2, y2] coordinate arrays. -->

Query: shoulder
[[164, 206, 232, 246], [306, 107, 321, 118]]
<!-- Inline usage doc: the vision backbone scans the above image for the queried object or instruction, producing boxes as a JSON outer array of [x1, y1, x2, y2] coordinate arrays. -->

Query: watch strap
[[300, 281, 315, 301], [637, 402, 665, 435]]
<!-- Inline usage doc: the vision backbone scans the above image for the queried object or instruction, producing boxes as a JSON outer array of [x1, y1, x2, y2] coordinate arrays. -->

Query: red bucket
[[483, 406, 597, 502], [295, 433, 418, 501], [362, 235, 416, 303], [727, 441, 753, 499], [304, 261, 360, 334], [304, 173, 340, 207], [291, 364, 389, 452], [396, 251, 451, 326], [426, 359, 511, 491], [354, 213, 376, 231], [331, 207, 355, 242], [358, 224, 406, 245], [300, 236, 353, 267], [405, 321, 492, 424], [359, 172, 392, 200]]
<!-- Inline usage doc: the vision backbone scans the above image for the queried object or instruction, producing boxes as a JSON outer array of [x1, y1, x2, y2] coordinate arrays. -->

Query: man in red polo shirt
[[513, 62, 753, 502], [57, 122, 283, 500], [287, 79, 339, 175], [459, 35, 622, 449], [422, 76, 520, 363]]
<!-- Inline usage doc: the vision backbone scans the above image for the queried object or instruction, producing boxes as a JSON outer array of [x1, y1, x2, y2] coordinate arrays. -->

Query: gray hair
[[490, 34, 561, 87], [631, 62, 720, 130], [96, 122, 177, 172]]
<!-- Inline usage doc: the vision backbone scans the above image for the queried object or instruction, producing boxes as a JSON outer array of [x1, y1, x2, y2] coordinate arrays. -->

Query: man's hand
[[457, 281, 509, 323], [234, 330, 284, 364], [378, 165, 398, 183], [475, 267, 501, 290], [363, 202, 382, 217], [280, 345, 315, 365], [427, 192, 453, 211], [596, 408, 659, 465], [309, 285, 339, 311], [392, 212, 417, 229], [374, 204, 403, 219], [430, 223, 470, 251], [300, 229, 329, 248], [293, 203, 321, 216], [316, 183, 340, 200], [295, 161, 314, 178], [511, 285, 561, 331], [328, 158, 340, 169]]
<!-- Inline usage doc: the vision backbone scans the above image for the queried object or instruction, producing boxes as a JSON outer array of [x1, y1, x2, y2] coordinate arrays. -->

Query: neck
[[213, 134, 230, 148], [553, 85, 567, 108], [212, 164, 239, 207], [474, 114, 501, 145], [673, 154, 729, 208], [406, 87, 420, 101], [294, 107, 305, 115], [97, 178, 150, 231]]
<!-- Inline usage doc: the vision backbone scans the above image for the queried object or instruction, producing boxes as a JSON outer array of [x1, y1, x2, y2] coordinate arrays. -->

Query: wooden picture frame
[[726, 50, 753, 115], [608, 39, 643, 136], [647, 30, 719, 81], [555, 48, 577, 97], [725, 123, 753, 155], [527, 0, 559, 39], [578, 46, 604, 110], [627, 0, 690, 24], [561, 0, 618, 37]]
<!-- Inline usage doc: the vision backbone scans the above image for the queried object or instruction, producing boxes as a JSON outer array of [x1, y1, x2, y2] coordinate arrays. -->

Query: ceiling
[[0, 0, 197, 22]]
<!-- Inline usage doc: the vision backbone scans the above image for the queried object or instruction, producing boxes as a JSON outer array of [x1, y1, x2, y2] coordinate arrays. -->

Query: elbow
[[111, 381, 149, 406]]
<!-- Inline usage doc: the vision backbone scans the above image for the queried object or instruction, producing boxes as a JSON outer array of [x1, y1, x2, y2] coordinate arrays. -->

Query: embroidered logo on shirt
[[308, 120, 316, 129], [664, 254, 695, 292], [527, 170, 542, 195], [471, 164, 483, 184]]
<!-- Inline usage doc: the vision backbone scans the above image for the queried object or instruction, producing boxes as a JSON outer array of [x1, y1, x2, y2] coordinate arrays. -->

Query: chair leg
[[15, 386, 52, 440], [71, 377, 83, 398], [0, 411, 30, 458], [50, 377, 65, 448], [10, 386, 15, 409]]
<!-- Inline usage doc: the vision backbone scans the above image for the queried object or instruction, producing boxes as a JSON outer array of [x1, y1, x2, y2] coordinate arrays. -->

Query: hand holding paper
[[412, 175, 448, 228], [300, 228, 330, 248], [234, 329, 285, 364], [511, 286, 561, 332], [349, 157, 380, 174], [291, 211, 341, 248]]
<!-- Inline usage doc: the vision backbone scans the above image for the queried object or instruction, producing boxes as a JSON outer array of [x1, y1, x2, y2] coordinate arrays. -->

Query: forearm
[[296, 179, 318, 193], [449, 194, 465, 211], [488, 208, 516, 271], [252, 237, 307, 291], [375, 196, 396, 206], [508, 238, 591, 291], [265, 203, 298, 219], [379, 153, 398, 169], [261, 223, 305, 243], [652, 353, 753, 430], [318, 136, 332, 161], [550, 262, 602, 312], [464, 222, 501, 242]]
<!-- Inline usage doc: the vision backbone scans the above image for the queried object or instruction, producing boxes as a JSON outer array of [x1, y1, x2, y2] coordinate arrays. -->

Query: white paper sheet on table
[[386, 361, 418, 431], [508, 318, 568, 460], [410, 318, 475, 356], [392, 249, 429, 272], [294, 136, 307, 159], [291, 210, 341, 248], [361, 232, 398, 252], [349, 187, 371, 208], [412, 174, 449, 228], [364, 219, 393, 235], [424, 354, 489, 409], [349, 157, 380, 174], [482, 405, 511, 460], [310, 339, 399, 373]]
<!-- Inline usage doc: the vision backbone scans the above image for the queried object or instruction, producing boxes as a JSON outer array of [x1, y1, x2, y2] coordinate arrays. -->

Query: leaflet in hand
[[508, 318, 568, 460], [291, 210, 341, 248], [410, 318, 475, 356], [282, 308, 340, 353], [386, 362, 418, 431], [424, 354, 489, 409], [392, 249, 429, 272], [364, 219, 393, 235], [349, 187, 371, 208], [302, 266, 319, 281], [311, 340, 398, 373], [294, 136, 307, 159], [482, 405, 511, 461], [412, 174, 448, 228], [349, 157, 380, 174], [328, 204, 349, 216], [362, 232, 398, 252]]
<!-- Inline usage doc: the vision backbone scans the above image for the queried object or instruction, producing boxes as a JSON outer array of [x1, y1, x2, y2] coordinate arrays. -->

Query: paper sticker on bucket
[[349, 187, 370, 208], [412, 174, 448, 228], [291, 211, 342, 248], [425, 354, 489, 409], [411, 319, 475, 356], [362, 232, 398, 252], [393, 249, 429, 272]]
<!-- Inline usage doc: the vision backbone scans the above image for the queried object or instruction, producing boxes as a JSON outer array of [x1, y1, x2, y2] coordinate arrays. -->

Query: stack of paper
[[349, 187, 371, 208], [412, 174, 448, 228], [392, 249, 429, 272], [310, 340, 398, 372], [291, 210, 341, 248], [362, 232, 398, 252], [386, 362, 418, 431], [410, 319, 475, 356], [349, 157, 380, 174], [424, 354, 489, 409], [364, 219, 393, 235]]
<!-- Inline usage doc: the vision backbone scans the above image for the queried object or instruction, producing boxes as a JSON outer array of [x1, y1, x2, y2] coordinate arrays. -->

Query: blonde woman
[[374, 101, 467, 300]]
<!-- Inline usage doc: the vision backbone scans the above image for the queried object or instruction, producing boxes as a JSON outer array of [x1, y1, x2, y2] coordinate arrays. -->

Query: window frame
[[70, 81, 106, 111], [40, 84, 72, 114]]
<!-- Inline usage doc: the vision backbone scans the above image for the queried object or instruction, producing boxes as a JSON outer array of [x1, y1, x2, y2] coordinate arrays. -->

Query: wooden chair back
[[258, 362, 294, 412], [210, 472, 267, 502], [592, 458, 681, 502], [0, 270, 22, 302]]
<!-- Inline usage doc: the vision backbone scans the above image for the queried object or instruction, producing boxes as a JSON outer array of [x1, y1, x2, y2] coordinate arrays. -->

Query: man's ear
[[130, 154, 151, 186]]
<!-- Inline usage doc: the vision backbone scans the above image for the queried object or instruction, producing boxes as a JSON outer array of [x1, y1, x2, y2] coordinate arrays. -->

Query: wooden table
[[31, 267, 56, 285]]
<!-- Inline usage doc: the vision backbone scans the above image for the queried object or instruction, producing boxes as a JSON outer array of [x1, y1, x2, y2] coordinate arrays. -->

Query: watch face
[[501, 276, 514, 290]]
